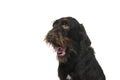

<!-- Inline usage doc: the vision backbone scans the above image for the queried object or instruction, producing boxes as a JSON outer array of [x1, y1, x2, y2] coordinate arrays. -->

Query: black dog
[[45, 17, 106, 80]]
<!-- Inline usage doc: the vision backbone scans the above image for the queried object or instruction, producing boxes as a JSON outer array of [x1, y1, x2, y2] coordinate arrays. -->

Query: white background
[[0, 0, 120, 80]]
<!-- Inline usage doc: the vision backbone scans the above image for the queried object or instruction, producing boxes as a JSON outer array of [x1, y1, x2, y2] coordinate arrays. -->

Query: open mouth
[[54, 46, 66, 56]]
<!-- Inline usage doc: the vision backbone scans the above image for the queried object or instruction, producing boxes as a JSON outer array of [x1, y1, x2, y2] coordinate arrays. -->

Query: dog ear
[[78, 24, 91, 48]]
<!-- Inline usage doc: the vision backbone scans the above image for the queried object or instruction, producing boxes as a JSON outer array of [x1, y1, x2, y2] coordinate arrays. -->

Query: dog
[[45, 17, 106, 80]]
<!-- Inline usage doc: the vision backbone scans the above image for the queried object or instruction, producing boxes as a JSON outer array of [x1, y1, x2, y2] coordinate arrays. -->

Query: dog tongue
[[54, 47, 66, 56]]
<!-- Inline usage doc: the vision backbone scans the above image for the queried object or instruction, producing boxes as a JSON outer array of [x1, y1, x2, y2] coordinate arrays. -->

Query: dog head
[[45, 17, 91, 63]]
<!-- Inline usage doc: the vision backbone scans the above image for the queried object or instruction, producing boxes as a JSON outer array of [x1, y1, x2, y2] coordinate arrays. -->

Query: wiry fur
[[45, 17, 106, 80]]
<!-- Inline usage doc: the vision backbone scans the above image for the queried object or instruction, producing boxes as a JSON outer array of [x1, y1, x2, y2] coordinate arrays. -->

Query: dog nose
[[47, 33, 55, 41]]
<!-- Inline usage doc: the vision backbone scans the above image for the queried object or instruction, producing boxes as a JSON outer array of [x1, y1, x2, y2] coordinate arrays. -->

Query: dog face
[[45, 17, 91, 62]]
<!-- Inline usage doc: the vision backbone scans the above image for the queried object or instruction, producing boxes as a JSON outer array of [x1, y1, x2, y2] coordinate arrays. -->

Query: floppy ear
[[78, 24, 91, 48]]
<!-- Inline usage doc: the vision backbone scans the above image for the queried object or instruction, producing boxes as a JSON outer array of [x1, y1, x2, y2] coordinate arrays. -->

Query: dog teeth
[[54, 47, 62, 51], [54, 46, 66, 56]]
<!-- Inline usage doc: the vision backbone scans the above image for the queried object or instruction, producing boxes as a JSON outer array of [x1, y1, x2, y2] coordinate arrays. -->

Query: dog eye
[[53, 20, 59, 27]]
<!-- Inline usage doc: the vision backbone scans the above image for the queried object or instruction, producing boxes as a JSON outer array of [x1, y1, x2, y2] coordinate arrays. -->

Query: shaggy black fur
[[45, 17, 106, 80]]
